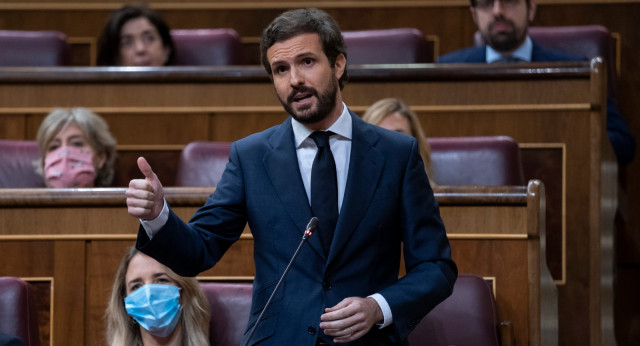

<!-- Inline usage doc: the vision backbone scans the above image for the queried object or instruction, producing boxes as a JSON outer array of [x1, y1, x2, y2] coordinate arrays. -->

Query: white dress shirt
[[486, 35, 533, 63]]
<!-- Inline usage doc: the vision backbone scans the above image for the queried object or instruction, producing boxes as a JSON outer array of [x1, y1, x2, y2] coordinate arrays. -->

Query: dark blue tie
[[310, 131, 338, 256]]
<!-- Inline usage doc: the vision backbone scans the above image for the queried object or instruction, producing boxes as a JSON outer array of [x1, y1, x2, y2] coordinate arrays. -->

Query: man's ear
[[334, 53, 346, 80], [528, 1, 538, 23], [470, 7, 478, 25]]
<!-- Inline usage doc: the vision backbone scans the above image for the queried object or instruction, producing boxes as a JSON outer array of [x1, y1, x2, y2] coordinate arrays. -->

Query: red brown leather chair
[[475, 25, 618, 98], [343, 28, 432, 64], [200, 282, 252, 346], [171, 29, 243, 66], [0, 30, 70, 66], [0, 277, 41, 346], [0, 140, 45, 188], [175, 141, 231, 186], [428, 136, 525, 186], [200, 275, 499, 346], [408, 274, 500, 346]]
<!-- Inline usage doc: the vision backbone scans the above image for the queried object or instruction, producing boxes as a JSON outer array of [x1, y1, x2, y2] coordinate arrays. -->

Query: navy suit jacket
[[0, 333, 25, 346], [137, 111, 457, 345], [438, 42, 636, 164]]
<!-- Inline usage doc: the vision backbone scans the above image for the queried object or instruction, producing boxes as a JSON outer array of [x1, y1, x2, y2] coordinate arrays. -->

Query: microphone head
[[306, 217, 319, 232], [302, 217, 318, 239]]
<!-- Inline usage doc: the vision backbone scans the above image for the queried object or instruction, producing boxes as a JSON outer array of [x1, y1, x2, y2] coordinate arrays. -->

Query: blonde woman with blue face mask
[[105, 247, 211, 346]]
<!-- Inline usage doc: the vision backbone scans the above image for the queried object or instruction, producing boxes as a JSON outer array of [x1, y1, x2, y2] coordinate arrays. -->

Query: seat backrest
[[171, 29, 243, 66], [175, 141, 231, 186], [200, 276, 498, 346], [0, 30, 70, 66], [200, 282, 252, 346], [0, 277, 41, 346], [474, 25, 618, 97], [428, 136, 525, 186], [408, 274, 500, 346], [343, 28, 432, 64], [0, 140, 45, 188]]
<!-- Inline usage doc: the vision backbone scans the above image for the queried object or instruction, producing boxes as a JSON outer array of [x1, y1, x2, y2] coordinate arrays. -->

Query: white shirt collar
[[486, 35, 533, 63], [292, 102, 352, 148]]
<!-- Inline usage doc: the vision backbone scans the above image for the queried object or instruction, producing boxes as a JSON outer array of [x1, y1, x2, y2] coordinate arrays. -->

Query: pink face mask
[[44, 146, 97, 188]]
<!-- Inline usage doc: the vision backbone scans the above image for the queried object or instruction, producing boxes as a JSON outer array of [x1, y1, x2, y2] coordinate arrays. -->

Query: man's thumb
[[137, 157, 156, 180]]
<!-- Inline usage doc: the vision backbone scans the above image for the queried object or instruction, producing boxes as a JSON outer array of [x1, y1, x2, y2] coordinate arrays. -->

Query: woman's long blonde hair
[[105, 247, 211, 346], [362, 98, 435, 186]]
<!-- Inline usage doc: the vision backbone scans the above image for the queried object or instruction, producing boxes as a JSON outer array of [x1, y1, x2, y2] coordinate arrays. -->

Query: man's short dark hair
[[259, 8, 348, 90], [97, 3, 176, 66]]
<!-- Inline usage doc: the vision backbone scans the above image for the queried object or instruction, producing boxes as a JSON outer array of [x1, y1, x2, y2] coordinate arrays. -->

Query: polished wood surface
[[0, 182, 554, 346], [0, 61, 614, 344]]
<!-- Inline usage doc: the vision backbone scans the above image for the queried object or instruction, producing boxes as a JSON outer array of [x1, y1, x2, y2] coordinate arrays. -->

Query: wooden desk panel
[[0, 62, 613, 345], [0, 183, 553, 346]]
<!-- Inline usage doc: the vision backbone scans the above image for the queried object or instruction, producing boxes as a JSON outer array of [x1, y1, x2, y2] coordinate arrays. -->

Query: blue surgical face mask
[[124, 284, 182, 338]]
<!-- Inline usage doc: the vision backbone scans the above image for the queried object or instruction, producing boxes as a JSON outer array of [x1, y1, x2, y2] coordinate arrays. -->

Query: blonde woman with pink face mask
[[36, 108, 117, 188]]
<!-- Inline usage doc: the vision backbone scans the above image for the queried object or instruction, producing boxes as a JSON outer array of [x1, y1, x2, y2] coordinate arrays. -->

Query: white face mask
[[44, 146, 97, 188]]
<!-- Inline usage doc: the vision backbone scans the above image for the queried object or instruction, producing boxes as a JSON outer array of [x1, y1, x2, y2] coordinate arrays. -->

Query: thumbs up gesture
[[125, 157, 165, 220]]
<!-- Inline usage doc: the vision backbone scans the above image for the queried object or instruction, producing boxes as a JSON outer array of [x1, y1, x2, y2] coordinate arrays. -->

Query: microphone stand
[[243, 217, 318, 346]]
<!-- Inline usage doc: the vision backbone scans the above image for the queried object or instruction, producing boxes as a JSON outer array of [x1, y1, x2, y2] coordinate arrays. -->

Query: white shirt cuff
[[368, 293, 393, 328], [140, 198, 169, 239]]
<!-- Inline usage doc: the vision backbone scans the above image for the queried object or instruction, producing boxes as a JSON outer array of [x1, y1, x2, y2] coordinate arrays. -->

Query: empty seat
[[0, 277, 41, 346], [475, 25, 618, 98], [175, 141, 231, 186], [200, 282, 252, 346], [0, 140, 45, 188], [409, 274, 500, 346], [0, 30, 70, 66], [343, 28, 432, 64], [171, 29, 243, 66], [428, 136, 525, 186], [199, 275, 499, 346]]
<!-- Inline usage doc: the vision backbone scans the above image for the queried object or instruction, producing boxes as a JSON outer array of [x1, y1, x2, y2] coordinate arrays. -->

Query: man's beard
[[279, 78, 338, 125], [485, 18, 526, 52]]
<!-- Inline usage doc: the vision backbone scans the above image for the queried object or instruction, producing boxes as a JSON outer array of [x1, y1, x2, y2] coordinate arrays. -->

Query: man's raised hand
[[125, 157, 165, 220]]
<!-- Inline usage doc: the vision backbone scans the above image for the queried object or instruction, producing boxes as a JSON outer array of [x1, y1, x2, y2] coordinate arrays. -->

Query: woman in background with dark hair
[[97, 3, 175, 66]]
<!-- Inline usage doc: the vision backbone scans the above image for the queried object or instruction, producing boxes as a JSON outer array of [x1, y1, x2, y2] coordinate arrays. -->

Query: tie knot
[[310, 131, 333, 148]]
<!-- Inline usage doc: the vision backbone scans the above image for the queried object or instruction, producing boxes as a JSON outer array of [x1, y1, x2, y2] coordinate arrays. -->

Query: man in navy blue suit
[[438, 0, 636, 164], [126, 8, 456, 346]]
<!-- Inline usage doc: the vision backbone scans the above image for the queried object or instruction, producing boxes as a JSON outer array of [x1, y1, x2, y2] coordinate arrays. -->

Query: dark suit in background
[[0, 333, 25, 346], [438, 41, 636, 165]]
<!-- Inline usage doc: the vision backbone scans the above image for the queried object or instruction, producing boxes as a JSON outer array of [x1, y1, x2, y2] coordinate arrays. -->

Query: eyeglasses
[[474, 0, 523, 10]]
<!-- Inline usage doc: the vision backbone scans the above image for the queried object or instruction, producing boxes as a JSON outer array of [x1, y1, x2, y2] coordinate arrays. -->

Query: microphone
[[243, 217, 318, 346]]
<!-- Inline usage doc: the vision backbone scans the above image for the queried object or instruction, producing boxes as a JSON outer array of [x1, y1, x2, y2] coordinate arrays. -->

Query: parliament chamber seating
[[0, 140, 44, 188], [201, 275, 500, 346], [0, 30, 70, 66], [342, 28, 432, 64], [175, 141, 232, 186], [428, 136, 525, 186], [474, 25, 618, 97], [171, 29, 244, 66], [0, 136, 524, 188], [0, 277, 41, 346]]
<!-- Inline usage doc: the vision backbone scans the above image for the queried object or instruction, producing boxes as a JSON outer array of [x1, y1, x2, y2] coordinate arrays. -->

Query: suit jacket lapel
[[263, 118, 326, 261], [328, 112, 384, 262]]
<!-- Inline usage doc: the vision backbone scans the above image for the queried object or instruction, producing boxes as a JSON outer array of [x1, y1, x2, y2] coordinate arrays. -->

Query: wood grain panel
[[0, 62, 612, 345], [0, 183, 553, 346]]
